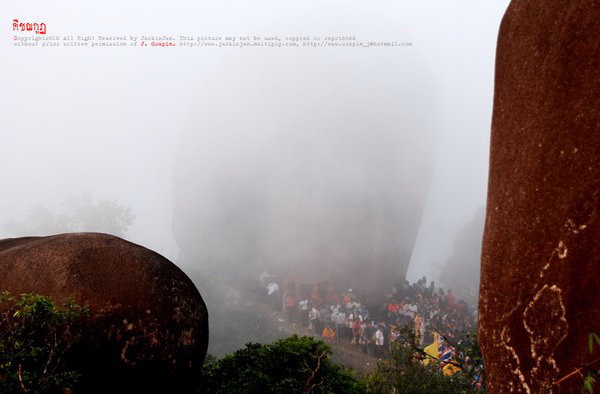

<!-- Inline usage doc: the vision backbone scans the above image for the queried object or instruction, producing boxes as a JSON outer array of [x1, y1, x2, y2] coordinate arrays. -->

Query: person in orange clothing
[[322, 324, 336, 341]]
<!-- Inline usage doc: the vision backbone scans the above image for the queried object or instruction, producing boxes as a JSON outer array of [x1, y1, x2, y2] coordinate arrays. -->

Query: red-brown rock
[[0, 233, 208, 393], [480, 1, 599, 392]]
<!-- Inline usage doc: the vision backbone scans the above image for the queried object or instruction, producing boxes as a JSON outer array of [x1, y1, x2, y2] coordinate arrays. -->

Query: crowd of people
[[258, 273, 480, 374]]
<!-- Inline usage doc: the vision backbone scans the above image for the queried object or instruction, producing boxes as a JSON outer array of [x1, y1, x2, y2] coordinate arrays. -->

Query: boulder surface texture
[[479, 1, 599, 392], [0, 233, 209, 393]]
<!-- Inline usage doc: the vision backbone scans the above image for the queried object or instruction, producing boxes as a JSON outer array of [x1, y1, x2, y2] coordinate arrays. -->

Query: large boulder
[[480, 1, 599, 392], [0, 233, 208, 393]]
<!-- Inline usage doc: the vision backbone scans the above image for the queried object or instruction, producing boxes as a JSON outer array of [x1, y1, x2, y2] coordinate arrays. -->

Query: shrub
[[0, 292, 88, 393], [198, 335, 365, 393]]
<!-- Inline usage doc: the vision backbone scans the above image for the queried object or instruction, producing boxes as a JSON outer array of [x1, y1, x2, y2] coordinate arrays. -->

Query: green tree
[[3, 191, 135, 238], [0, 292, 88, 393], [198, 335, 365, 393]]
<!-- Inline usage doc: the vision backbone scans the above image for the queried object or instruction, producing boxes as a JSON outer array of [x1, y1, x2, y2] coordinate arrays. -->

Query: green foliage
[[589, 333, 600, 354], [0, 292, 88, 393], [363, 328, 478, 394], [456, 331, 486, 389], [583, 371, 597, 394], [198, 335, 365, 394], [203, 353, 218, 366], [582, 332, 600, 393]]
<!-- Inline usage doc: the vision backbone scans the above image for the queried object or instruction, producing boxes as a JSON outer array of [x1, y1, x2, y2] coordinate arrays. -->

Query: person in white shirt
[[375, 327, 385, 358], [403, 303, 417, 319], [308, 306, 319, 333], [299, 299, 309, 327], [335, 310, 346, 340]]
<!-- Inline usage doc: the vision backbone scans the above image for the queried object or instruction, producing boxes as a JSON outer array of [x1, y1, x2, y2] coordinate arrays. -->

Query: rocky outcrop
[[0, 233, 209, 393], [439, 207, 485, 305], [479, 1, 599, 392], [172, 54, 437, 304]]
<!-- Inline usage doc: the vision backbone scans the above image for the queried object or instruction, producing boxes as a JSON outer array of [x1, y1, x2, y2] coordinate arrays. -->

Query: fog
[[2, 0, 509, 352]]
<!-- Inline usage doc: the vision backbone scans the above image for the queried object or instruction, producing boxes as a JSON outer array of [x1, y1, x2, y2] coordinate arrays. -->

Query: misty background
[[2, 0, 508, 352]]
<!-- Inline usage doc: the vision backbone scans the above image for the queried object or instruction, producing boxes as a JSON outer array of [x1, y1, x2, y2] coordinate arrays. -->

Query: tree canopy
[[198, 335, 365, 394], [3, 191, 134, 238]]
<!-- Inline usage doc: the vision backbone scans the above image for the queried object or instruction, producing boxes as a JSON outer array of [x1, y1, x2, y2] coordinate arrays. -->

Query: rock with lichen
[[479, 1, 600, 392]]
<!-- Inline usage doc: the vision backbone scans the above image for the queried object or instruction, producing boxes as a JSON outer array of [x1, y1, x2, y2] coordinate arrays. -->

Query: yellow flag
[[443, 363, 460, 376], [422, 333, 439, 366]]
